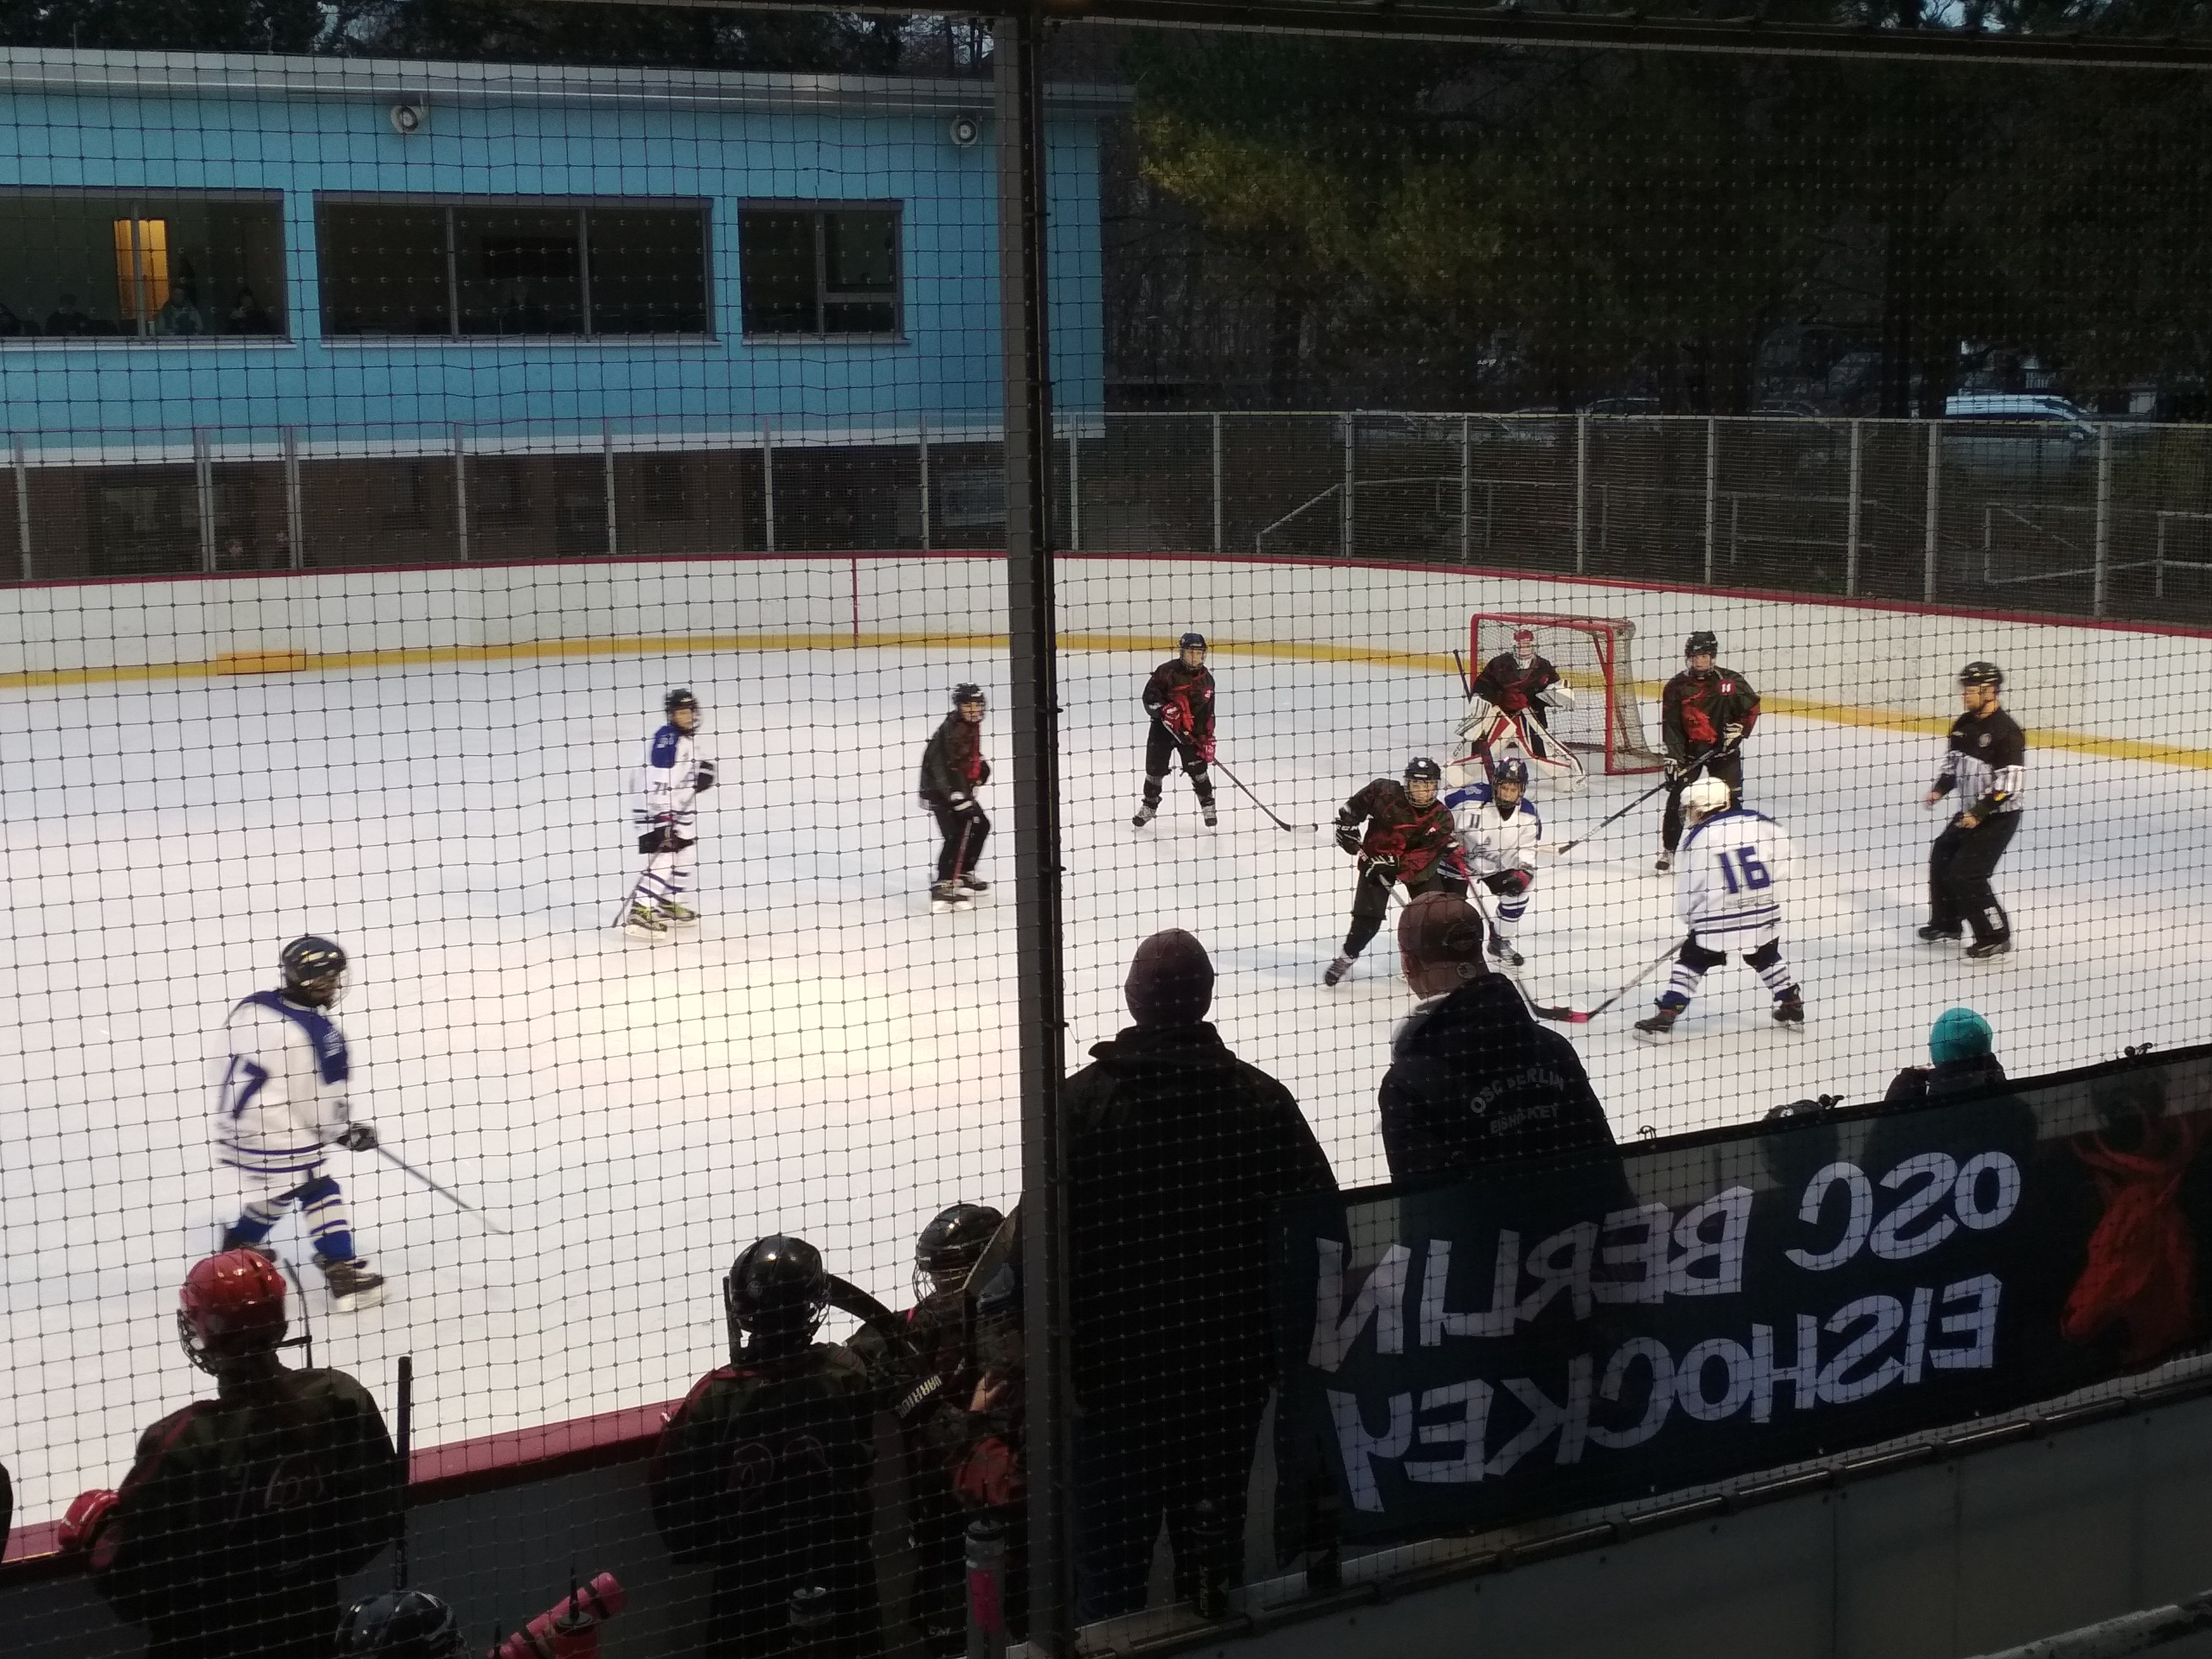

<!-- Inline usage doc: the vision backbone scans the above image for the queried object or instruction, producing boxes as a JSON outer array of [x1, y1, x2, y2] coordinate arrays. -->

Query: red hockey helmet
[[178, 1249, 288, 1372]]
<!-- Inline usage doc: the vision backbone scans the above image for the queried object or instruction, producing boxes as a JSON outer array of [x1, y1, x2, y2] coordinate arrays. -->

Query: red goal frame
[[1469, 611, 1668, 775]]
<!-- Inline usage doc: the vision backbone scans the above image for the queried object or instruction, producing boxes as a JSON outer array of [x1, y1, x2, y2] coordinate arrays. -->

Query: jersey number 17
[[1716, 847, 1773, 894]]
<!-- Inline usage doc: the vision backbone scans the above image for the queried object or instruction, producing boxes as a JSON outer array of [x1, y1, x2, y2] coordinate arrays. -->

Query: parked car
[[1941, 393, 2100, 485]]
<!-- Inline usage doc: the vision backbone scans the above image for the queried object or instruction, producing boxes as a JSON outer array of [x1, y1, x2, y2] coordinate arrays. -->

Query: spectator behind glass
[[1884, 1007, 2007, 1104], [0, 300, 28, 336], [45, 292, 93, 335], [154, 284, 204, 337], [1379, 891, 1616, 1181], [62, 1250, 402, 1659], [227, 286, 276, 335], [1066, 928, 1337, 1624]]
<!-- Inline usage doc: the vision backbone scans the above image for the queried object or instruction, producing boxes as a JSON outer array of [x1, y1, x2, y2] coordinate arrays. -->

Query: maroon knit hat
[[1124, 929, 1216, 1027], [1397, 891, 1491, 976]]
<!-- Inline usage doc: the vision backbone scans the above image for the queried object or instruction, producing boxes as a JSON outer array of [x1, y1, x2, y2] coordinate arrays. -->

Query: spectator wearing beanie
[[1379, 891, 1615, 1182], [1884, 1008, 2007, 1104], [1065, 928, 1337, 1623]]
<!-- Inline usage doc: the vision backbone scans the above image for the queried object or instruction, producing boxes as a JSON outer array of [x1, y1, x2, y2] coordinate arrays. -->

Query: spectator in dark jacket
[[1379, 892, 1616, 1181], [1066, 928, 1337, 1623], [1884, 1007, 2006, 1104]]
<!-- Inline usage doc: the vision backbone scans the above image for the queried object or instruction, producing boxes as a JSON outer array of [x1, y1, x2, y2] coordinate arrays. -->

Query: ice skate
[[1488, 931, 1524, 969], [1132, 802, 1157, 828], [1323, 953, 1355, 987], [954, 874, 990, 894], [1202, 802, 1218, 828], [655, 898, 700, 928], [930, 879, 971, 915], [1966, 937, 2012, 961], [1633, 1004, 1680, 1042], [624, 902, 670, 940], [1772, 987, 1806, 1028], [316, 1253, 387, 1313], [1917, 923, 1963, 943], [1653, 852, 1673, 874]]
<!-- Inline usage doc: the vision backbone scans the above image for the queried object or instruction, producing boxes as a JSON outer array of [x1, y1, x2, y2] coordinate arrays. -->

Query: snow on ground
[[4, 643, 2208, 1524]]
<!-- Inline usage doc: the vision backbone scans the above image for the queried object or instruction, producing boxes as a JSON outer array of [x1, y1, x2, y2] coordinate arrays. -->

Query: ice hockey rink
[[6, 640, 2212, 1528]]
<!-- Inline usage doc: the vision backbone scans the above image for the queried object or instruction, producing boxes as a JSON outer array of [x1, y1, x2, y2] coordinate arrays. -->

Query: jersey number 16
[[1716, 847, 1773, 894]]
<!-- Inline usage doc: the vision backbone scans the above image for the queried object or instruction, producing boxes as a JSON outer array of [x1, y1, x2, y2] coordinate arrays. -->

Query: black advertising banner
[[1278, 1046, 2212, 1542]]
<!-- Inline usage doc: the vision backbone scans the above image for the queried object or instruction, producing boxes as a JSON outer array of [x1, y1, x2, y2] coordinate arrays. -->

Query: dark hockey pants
[[1930, 814, 2018, 944], [1342, 862, 1467, 958], [928, 798, 990, 882], [1661, 750, 1745, 852], [1143, 723, 1216, 808]]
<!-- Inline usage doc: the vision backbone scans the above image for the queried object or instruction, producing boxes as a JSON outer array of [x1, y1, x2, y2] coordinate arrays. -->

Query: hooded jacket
[[1379, 974, 1616, 1182], [1883, 1051, 2009, 1105], [1063, 1023, 1336, 1411]]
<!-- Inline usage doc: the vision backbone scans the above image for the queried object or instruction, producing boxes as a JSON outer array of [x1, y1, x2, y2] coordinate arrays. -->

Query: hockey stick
[[392, 1354, 413, 1590], [1157, 713, 1317, 833], [374, 1143, 512, 1236], [1531, 942, 1680, 1025], [1542, 746, 1717, 858], [610, 852, 657, 929], [1452, 648, 1473, 698]]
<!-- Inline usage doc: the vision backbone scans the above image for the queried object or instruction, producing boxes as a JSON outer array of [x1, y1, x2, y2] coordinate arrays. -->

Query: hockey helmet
[[1178, 631, 1208, 657], [1511, 627, 1537, 656], [178, 1249, 288, 1373], [1492, 758, 1529, 793], [1404, 757, 1444, 784], [1680, 776, 1732, 823], [724, 1234, 830, 1358], [1685, 630, 1719, 660], [279, 935, 346, 1008], [952, 682, 986, 709], [1959, 661, 2004, 689], [337, 1589, 465, 1659], [665, 688, 702, 732], [916, 1203, 1006, 1299]]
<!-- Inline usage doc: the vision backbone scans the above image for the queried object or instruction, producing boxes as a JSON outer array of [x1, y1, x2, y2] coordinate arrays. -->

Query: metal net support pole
[[996, 11, 1074, 1654]]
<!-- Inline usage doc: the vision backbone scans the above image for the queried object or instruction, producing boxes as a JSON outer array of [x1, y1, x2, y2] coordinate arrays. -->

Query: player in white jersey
[[214, 936, 386, 1309], [1444, 757, 1543, 968], [1634, 777, 1804, 1040], [627, 687, 718, 939]]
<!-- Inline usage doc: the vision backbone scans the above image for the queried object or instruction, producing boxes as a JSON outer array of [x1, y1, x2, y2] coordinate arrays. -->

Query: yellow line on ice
[[6, 627, 2208, 773]]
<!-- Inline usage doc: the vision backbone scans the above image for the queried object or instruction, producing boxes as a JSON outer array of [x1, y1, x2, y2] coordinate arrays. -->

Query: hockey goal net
[[1469, 612, 1668, 774]]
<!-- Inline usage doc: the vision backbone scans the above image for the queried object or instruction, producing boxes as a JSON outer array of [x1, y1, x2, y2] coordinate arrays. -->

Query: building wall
[[0, 51, 1107, 453]]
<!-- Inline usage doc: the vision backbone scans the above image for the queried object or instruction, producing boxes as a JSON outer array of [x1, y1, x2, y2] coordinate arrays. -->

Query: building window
[[0, 190, 286, 340], [739, 205, 900, 339], [317, 198, 710, 338]]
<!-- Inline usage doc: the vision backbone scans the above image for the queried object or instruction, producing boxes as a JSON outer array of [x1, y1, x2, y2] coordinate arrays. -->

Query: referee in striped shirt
[[1922, 661, 2025, 961]]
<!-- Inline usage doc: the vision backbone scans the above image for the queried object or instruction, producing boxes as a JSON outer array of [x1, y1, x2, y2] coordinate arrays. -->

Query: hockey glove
[[692, 760, 717, 793], [1361, 853, 1401, 880], [949, 792, 981, 816], [336, 1121, 379, 1152], [1665, 756, 1689, 781], [1334, 823, 1363, 856], [1195, 733, 1216, 764], [1720, 722, 1746, 751], [978, 760, 992, 785], [1161, 703, 1192, 738], [1481, 868, 1534, 898], [60, 1489, 119, 1554]]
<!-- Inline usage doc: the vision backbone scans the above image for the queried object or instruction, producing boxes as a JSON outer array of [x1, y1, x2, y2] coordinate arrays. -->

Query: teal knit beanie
[[1929, 1007, 1993, 1066]]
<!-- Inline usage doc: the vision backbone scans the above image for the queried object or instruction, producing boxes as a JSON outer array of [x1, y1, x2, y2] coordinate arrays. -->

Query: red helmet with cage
[[178, 1249, 289, 1372]]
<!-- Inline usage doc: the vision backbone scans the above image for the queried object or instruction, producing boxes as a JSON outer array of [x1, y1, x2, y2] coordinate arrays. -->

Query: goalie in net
[[1450, 615, 1666, 792]]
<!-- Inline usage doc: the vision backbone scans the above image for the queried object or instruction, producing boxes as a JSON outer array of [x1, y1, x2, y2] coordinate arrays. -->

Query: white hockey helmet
[[1681, 776, 1731, 824]]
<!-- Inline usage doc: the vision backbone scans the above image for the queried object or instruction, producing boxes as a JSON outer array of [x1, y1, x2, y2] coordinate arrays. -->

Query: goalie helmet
[[1681, 776, 1732, 823], [279, 935, 346, 1008], [178, 1249, 288, 1373], [1959, 661, 2004, 689], [1511, 627, 1537, 660], [1685, 630, 1719, 659], [724, 1234, 830, 1358], [337, 1589, 465, 1659]]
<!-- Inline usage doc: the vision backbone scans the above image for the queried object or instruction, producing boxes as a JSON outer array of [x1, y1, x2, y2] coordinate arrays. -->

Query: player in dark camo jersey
[[1133, 632, 1219, 829], [1323, 758, 1471, 986]]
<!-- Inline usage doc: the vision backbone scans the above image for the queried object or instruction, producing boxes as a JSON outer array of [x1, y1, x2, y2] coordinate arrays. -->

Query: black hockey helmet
[[336, 1589, 465, 1659], [279, 935, 347, 1007], [1959, 661, 2004, 689], [1404, 757, 1443, 785], [1178, 631, 1208, 652], [724, 1234, 830, 1358], [952, 682, 986, 708], [915, 1202, 1006, 1298], [666, 687, 701, 722], [1685, 630, 1719, 659], [1493, 758, 1529, 790]]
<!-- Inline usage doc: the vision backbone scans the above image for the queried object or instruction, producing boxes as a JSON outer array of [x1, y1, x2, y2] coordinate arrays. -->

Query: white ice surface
[[5, 646, 2210, 1526]]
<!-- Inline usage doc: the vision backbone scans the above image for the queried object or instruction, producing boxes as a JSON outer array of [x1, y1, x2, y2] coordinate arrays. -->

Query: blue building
[[0, 47, 1115, 573]]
